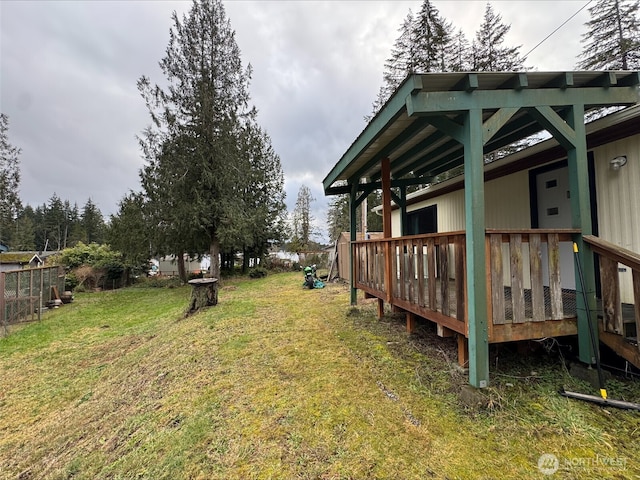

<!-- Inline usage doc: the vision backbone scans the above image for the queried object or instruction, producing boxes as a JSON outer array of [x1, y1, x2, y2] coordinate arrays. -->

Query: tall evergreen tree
[[327, 194, 350, 244], [236, 121, 287, 269], [472, 3, 524, 71], [81, 198, 105, 245], [0, 113, 22, 247], [44, 194, 67, 251], [138, 0, 271, 279], [290, 185, 315, 258], [412, 0, 453, 72], [12, 206, 35, 251], [447, 29, 472, 72], [108, 192, 152, 281], [369, 1, 454, 120], [577, 0, 640, 70]]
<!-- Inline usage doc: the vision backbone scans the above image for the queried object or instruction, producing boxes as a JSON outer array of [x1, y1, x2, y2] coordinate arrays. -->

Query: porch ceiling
[[323, 71, 640, 196]]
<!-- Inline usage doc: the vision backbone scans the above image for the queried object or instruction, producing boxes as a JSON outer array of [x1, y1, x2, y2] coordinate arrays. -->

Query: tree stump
[[186, 278, 218, 317]]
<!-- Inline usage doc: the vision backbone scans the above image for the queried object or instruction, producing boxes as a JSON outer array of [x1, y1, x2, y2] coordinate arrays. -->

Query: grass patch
[[0, 273, 639, 479]]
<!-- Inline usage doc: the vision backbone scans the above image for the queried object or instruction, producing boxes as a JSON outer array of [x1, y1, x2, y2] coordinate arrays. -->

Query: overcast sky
[[0, 0, 593, 242]]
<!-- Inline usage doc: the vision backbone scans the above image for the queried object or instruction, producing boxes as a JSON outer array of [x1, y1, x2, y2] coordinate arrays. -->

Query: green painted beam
[[482, 107, 520, 145], [323, 75, 423, 192], [347, 117, 433, 185], [400, 187, 408, 236], [325, 175, 432, 196], [426, 116, 465, 143], [543, 72, 574, 89], [498, 73, 528, 90], [390, 190, 402, 206], [352, 183, 377, 208], [392, 136, 461, 179], [369, 129, 449, 181], [566, 104, 598, 364], [350, 183, 358, 305], [406, 87, 639, 116], [464, 108, 490, 389], [452, 73, 478, 92], [527, 106, 577, 150]]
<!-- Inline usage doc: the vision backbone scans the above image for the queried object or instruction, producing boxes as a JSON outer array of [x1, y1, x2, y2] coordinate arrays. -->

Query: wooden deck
[[353, 230, 640, 368], [354, 229, 581, 343]]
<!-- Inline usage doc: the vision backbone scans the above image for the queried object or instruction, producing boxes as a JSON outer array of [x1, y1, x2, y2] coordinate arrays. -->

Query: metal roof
[[323, 71, 640, 195]]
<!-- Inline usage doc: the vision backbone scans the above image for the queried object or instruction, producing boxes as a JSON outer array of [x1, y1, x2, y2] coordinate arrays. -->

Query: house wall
[[395, 171, 532, 235], [592, 135, 640, 302], [157, 256, 203, 276]]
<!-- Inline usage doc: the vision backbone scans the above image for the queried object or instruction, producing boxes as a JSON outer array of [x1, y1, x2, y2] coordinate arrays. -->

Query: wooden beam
[[457, 335, 469, 367], [349, 183, 358, 305], [482, 107, 520, 145], [381, 158, 392, 238], [567, 104, 598, 365], [407, 312, 417, 333], [406, 87, 639, 116], [490, 319, 577, 343], [464, 108, 490, 388]]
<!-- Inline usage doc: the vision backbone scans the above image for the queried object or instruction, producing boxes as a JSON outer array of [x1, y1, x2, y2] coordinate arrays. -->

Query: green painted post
[[400, 186, 408, 236], [567, 104, 598, 364], [350, 182, 358, 305], [464, 109, 490, 388]]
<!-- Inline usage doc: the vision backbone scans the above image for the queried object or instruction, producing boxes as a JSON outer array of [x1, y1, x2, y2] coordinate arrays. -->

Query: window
[[407, 205, 437, 235]]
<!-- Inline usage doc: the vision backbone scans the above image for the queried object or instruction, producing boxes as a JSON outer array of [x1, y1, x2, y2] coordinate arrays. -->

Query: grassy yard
[[0, 272, 639, 479]]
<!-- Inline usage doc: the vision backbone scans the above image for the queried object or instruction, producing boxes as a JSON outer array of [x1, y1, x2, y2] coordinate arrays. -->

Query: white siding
[[396, 170, 531, 236], [593, 136, 640, 302]]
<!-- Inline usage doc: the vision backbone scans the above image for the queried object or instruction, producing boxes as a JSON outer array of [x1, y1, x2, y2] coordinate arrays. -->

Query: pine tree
[[577, 0, 640, 70], [108, 192, 152, 281], [447, 29, 472, 72], [0, 113, 22, 247], [472, 3, 524, 71], [81, 198, 105, 245], [138, 0, 278, 280], [412, 0, 453, 72], [368, 2, 454, 120], [327, 194, 350, 244], [290, 185, 315, 259]]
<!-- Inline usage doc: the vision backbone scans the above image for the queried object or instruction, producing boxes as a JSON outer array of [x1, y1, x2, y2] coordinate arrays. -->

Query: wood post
[[406, 312, 417, 333], [377, 298, 384, 319], [457, 335, 469, 368]]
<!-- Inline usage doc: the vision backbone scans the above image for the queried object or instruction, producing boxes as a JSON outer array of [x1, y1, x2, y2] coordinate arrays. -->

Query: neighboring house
[[0, 252, 45, 272], [156, 255, 206, 276], [323, 71, 640, 388]]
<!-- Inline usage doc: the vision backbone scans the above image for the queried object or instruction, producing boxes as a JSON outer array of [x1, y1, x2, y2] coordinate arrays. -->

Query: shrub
[[65, 272, 79, 291], [248, 266, 267, 278]]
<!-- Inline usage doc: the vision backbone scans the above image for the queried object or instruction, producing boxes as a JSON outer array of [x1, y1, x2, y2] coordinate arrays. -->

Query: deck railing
[[353, 229, 580, 341], [584, 235, 640, 367]]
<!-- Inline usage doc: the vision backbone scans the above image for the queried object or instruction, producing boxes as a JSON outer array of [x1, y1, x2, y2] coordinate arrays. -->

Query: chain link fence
[[1, 266, 66, 335]]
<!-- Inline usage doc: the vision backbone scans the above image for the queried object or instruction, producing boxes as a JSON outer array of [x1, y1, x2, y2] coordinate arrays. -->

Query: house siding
[[398, 171, 531, 234], [593, 135, 640, 303], [389, 137, 640, 302]]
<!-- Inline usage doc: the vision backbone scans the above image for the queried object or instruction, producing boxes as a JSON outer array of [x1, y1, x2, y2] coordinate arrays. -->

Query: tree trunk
[[210, 236, 220, 279], [177, 251, 187, 283], [243, 247, 249, 273]]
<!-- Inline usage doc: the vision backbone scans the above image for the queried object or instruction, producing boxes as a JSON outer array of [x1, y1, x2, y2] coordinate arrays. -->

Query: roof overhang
[[323, 71, 640, 196]]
